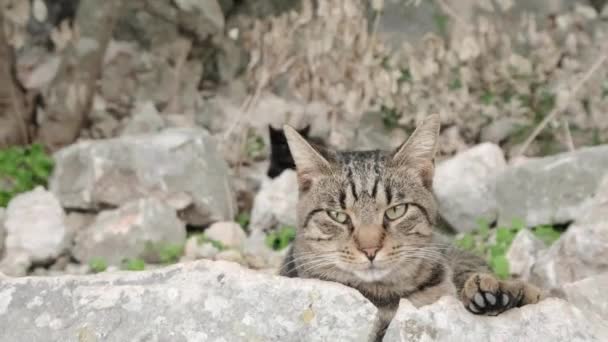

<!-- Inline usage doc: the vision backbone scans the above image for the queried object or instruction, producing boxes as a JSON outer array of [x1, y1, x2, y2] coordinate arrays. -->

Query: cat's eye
[[385, 204, 408, 220], [327, 210, 349, 224]]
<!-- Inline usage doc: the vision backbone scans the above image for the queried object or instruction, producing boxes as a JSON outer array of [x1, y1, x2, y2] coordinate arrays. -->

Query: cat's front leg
[[461, 273, 542, 315]]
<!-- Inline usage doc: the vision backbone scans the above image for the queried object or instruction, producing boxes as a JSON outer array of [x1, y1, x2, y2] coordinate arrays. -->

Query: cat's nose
[[360, 247, 380, 261]]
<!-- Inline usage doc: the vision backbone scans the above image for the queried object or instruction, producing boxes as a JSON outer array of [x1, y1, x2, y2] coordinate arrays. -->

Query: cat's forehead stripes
[[337, 150, 387, 206]]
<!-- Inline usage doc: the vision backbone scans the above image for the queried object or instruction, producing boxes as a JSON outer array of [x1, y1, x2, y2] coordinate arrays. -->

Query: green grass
[[158, 244, 184, 264], [380, 105, 400, 130], [455, 219, 562, 279], [197, 234, 226, 251], [88, 258, 108, 273], [121, 258, 146, 271], [246, 131, 265, 159], [266, 225, 296, 251], [0, 144, 54, 207], [236, 212, 250, 231]]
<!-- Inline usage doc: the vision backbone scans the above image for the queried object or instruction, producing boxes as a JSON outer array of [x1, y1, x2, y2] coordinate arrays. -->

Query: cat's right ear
[[283, 125, 332, 192]]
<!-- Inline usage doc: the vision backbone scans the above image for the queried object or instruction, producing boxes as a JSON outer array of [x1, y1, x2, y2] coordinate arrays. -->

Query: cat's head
[[267, 124, 311, 178], [284, 115, 440, 283]]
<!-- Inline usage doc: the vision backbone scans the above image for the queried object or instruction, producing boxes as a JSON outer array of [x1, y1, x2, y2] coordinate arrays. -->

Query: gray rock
[[250, 170, 298, 233], [214, 249, 246, 265], [481, 117, 528, 144], [3, 187, 67, 263], [375, 0, 573, 50], [383, 296, 608, 341], [529, 175, 608, 290], [0, 250, 31, 277], [506, 229, 546, 280], [174, 0, 225, 39], [242, 230, 286, 271], [561, 273, 608, 319], [0, 208, 5, 256], [496, 145, 608, 227], [121, 102, 165, 136], [353, 111, 407, 151], [182, 235, 220, 261], [72, 198, 186, 266], [204, 221, 247, 250], [50, 128, 236, 226], [433, 143, 506, 232], [63, 212, 95, 248], [0, 260, 378, 342]]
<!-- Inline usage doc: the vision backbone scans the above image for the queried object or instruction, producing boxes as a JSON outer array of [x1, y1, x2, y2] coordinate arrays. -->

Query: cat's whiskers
[[280, 252, 336, 273]]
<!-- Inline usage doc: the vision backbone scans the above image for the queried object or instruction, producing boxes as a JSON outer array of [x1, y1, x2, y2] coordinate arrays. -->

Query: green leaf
[[455, 234, 475, 251], [236, 212, 250, 230], [532, 225, 562, 246], [159, 244, 184, 264], [476, 218, 490, 239], [122, 258, 146, 271], [88, 258, 108, 273], [480, 91, 495, 105], [381, 105, 400, 129], [0, 144, 54, 207], [495, 227, 514, 245], [197, 234, 226, 251], [491, 255, 510, 280], [398, 68, 412, 84], [266, 226, 296, 251]]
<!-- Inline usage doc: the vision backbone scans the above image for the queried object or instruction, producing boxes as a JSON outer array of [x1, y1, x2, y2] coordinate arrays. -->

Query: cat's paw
[[461, 273, 542, 316]]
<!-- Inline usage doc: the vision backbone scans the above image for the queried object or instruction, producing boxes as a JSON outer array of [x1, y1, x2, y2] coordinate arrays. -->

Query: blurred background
[[0, 0, 607, 294]]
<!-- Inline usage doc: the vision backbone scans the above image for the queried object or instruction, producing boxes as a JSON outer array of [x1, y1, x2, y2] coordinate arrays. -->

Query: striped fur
[[280, 115, 542, 339]]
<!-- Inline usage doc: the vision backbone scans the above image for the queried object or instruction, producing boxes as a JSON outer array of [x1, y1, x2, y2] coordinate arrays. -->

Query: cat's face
[[284, 115, 440, 284]]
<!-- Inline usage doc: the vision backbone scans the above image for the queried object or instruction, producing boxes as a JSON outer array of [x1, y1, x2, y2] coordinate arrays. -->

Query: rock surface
[[72, 198, 186, 265], [2, 187, 66, 263], [560, 273, 608, 319], [496, 145, 608, 227], [0, 208, 4, 256], [0, 260, 378, 342], [121, 102, 165, 136], [506, 229, 546, 279], [433, 143, 506, 232], [383, 296, 608, 342], [204, 221, 247, 250], [250, 170, 298, 233], [50, 128, 236, 226], [182, 235, 220, 261], [529, 175, 608, 290]]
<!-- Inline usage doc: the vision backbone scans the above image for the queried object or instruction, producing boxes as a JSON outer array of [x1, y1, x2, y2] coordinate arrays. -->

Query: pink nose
[[360, 247, 380, 261]]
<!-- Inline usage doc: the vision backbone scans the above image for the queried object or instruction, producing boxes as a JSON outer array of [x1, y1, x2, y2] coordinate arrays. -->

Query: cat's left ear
[[284, 125, 332, 192], [391, 114, 440, 185]]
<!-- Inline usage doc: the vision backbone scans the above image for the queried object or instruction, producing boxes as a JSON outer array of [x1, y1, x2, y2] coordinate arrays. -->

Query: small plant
[[236, 212, 250, 231], [246, 131, 265, 159], [380, 105, 400, 130], [88, 258, 108, 273], [531, 225, 562, 246], [0, 144, 54, 207], [122, 258, 145, 271], [197, 234, 226, 251], [397, 68, 412, 84], [480, 91, 495, 105], [455, 219, 561, 280], [159, 244, 184, 264], [266, 225, 296, 251]]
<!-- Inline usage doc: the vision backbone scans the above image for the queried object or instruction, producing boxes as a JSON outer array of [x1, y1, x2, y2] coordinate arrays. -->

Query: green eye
[[385, 204, 408, 220], [327, 210, 349, 224]]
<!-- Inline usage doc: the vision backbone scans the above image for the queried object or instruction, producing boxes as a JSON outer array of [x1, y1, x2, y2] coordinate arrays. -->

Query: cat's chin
[[351, 267, 393, 283]]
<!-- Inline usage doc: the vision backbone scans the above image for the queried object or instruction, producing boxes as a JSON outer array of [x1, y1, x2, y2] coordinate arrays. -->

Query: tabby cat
[[279, 114, 542, 339]]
